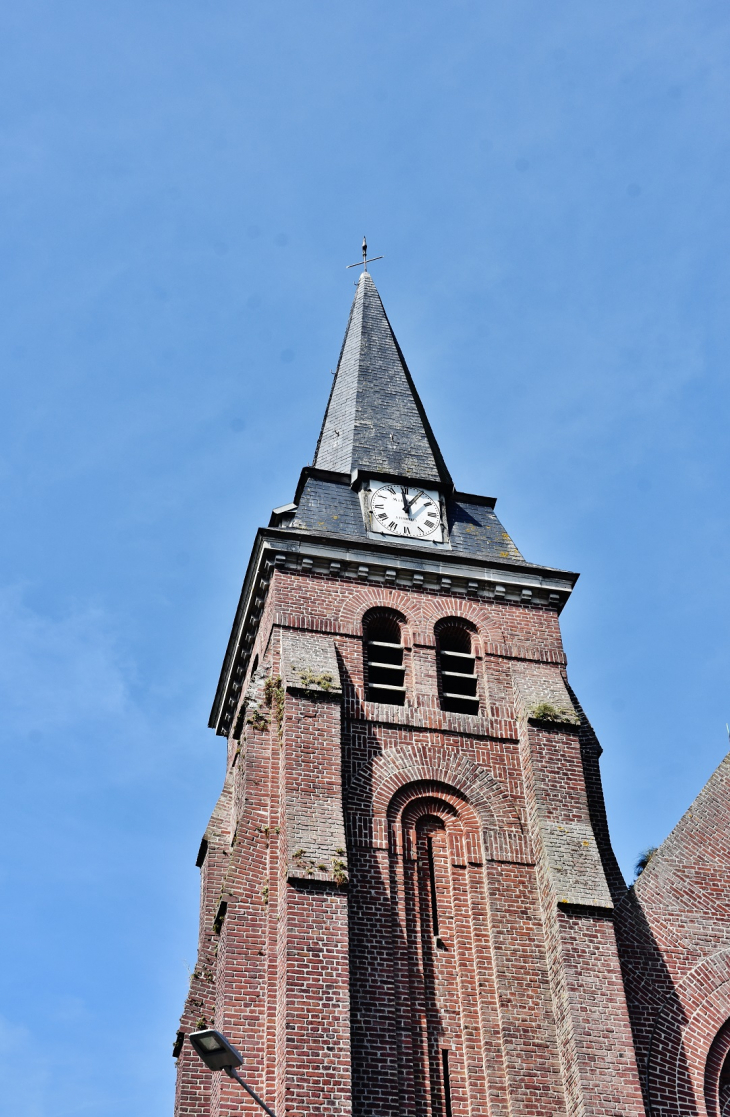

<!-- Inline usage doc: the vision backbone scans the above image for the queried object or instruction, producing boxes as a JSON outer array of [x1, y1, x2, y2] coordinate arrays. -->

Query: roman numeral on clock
[[368, 483, 442, 540]]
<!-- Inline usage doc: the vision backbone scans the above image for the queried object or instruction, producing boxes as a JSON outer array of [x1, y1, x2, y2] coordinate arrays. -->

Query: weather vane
[[346, 236, 383, 273]]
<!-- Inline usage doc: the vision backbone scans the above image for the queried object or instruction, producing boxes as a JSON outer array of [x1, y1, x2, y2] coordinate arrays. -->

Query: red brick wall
[[175, 564, 647, 1117], [614, 753, 730, 1116]]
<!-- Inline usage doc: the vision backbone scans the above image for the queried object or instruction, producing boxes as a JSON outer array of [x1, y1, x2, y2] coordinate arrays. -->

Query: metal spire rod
[[346, 235, 383, 272]]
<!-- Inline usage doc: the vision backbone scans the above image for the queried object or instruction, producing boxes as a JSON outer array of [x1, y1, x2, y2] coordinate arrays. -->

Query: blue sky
[[1, 1, 729, 1113]]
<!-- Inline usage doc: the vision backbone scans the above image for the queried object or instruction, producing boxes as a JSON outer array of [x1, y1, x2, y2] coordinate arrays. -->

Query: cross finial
[[346, 235, 383, 273]]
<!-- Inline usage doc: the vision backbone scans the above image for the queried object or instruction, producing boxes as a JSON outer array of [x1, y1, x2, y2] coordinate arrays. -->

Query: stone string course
[[213, 544, 574, 737]]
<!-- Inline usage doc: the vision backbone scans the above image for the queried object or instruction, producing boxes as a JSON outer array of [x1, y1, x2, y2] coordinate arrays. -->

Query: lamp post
[[188, 1029, 277, 1117]]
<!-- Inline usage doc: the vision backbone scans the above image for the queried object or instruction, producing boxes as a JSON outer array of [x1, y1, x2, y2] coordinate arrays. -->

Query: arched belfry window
[[720, 1053, 730, 1117], [705, 1018, 730, 1117], [364, 611, 406, 705], [437, 622, 479, 714]]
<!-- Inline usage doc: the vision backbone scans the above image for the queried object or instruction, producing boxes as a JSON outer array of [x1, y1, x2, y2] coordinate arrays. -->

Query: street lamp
[[189, 1029, 277, 1117]]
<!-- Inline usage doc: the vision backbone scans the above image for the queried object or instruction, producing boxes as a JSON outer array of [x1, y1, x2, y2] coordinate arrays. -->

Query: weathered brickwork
[[175, 568, 647, 1116], [613, 753, 730, 1116], [174, 268, 730, 1117]]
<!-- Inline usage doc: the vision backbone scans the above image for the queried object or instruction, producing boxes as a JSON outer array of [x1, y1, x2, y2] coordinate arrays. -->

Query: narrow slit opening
[[442, 1050, 453, 1117], [427, 836, 439, 937]]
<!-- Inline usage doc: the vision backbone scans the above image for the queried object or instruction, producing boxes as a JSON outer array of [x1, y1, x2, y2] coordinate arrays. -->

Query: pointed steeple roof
[[313, 271, 452, 486]]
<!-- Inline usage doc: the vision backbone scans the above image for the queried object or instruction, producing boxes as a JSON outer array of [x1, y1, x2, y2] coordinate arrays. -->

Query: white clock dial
[[370, 485, 442, 539]]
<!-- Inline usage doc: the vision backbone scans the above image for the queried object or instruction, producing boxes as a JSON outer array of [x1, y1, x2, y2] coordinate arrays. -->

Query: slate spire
[[313, 270, 452, 486]]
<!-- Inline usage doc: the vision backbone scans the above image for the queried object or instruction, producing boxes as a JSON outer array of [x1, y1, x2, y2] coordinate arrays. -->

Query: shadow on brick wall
[[338, 648, 447, 1117], [613, 889, 699, 1116], [567, 683, 700, 1115]]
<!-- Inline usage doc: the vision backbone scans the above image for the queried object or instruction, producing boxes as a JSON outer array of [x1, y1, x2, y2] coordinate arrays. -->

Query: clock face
[[370, 485, 442, 539]]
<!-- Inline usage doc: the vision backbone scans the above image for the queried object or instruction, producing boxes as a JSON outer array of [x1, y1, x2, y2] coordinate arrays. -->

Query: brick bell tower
[[174, 268, 647, 1117]]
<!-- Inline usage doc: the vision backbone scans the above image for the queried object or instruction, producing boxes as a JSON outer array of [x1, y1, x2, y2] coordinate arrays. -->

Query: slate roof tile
[[313, 271, 451, 484], [288, 477, 525, 563]]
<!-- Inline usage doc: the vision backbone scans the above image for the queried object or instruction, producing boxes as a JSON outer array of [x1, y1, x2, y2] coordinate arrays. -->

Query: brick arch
[[388, 782, 480, 834], [389, 784, 483, 864], [362, 605, 407, 626], [339, 588, 416, 636], [430, 598, 492, 634], [434, 614, 478, 635], [389, 782, 469, 824], [380, 779, 503, 1117], [345, 745, 532, 863], [426, 596, 505, 644], [647, 949, 730, 1116], [399, 794, 459, 828], [337, 588, 505, 644], [399, 793, 460, 825], [361, 605, 408, 648], [372, 748, 522, 831]]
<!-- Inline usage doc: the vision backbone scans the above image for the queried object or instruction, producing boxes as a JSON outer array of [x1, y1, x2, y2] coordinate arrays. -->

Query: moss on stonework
[[264, 675, 285, 738], [292, 848, 315, 876], [291, 847, 348, 883], [248, 709, 269, 732], [332, 858, 348, 886], [528, 702, 580, 726], [297, 667, 335, 693]]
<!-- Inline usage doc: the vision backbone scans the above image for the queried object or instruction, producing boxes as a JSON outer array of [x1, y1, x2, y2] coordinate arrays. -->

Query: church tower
[[174, 268, 648, 1117]]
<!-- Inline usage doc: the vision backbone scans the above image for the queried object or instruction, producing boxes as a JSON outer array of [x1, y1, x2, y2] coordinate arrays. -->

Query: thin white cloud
[[0, 587, 129, 732]]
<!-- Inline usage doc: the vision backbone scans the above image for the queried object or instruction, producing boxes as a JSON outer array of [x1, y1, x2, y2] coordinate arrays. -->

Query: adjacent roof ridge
[[634, 748, 730, 889], [313, 271, 452, 485]]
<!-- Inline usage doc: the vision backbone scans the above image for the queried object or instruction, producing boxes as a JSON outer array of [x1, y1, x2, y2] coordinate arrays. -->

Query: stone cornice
[[209, 527, 578, 736]]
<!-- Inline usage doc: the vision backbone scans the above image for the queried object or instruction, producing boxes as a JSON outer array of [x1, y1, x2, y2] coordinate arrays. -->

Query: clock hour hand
[[405, 490, 424, 512]]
